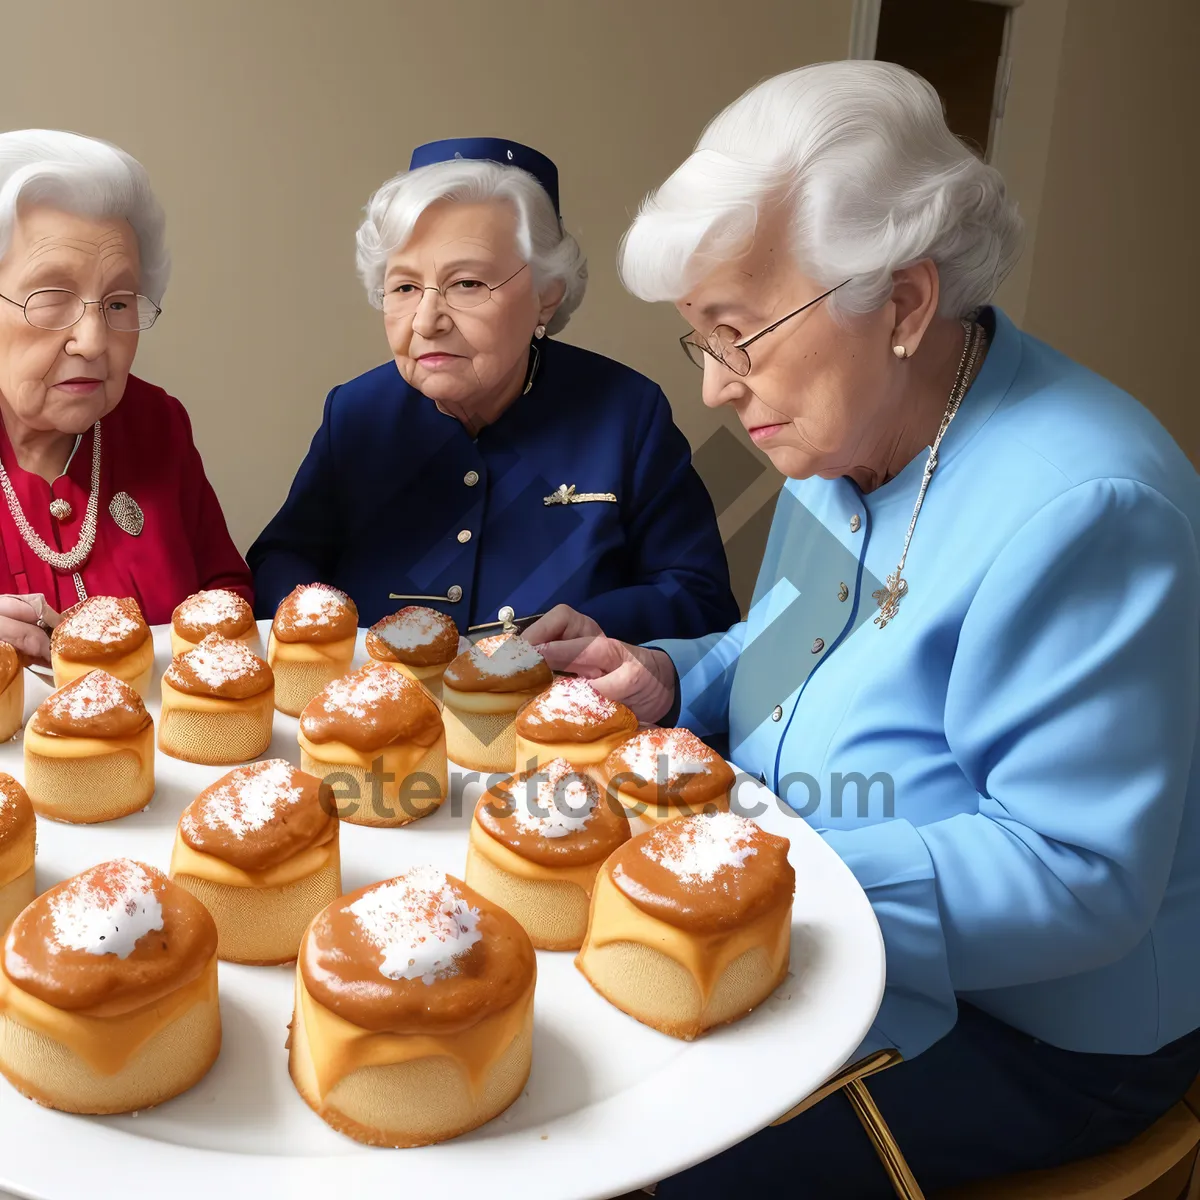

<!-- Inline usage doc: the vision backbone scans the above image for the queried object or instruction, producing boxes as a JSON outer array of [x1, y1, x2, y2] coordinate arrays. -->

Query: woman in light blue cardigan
[[526, 61, 1200, 1196]]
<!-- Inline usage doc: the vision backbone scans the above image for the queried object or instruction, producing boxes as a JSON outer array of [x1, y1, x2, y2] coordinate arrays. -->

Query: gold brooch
[[109, 491, 144, 536], [543, 483, 617, 506], [871, 572, 908, 629]]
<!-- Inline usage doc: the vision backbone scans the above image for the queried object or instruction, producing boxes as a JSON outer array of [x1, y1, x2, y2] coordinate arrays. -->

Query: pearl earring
[[534, 324, 547, 340], [893, 345, 908, 359]]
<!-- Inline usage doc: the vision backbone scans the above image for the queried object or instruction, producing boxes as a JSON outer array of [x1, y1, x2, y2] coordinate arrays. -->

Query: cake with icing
[[365, 606, 459, 704], [171, 588, 257, 657], [288, 867, 535, 1146], [0, 774, 35, 932], [0, 859, 220, 1113], [0, 643, 23, 742], [465, 757, 630, 950], [23, 670, 155, 822], [267, 584, 358, 716], [441, 634, 553, 773], [576, 812, 794, 1039], [170, 759, 341, 964], [298, 660, 447, 827], [159, 634, 274, 764], [50, 595, 153, 697]]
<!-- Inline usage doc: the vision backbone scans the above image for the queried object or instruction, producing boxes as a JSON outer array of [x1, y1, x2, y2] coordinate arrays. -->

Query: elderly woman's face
[[0, 205, 140, 434], [677, 207, 899, 482], [383, 199, 550, 410]]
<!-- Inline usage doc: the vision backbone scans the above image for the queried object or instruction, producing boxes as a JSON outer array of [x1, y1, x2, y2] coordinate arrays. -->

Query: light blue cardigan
[[651, 308, 1200, 1062]]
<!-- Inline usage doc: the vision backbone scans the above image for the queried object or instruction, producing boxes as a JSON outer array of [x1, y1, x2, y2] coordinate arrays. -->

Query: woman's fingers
[[590, 648, 677, 723], [522, 604, 602, 647], [0, 595, 42, 624], [0, 616, 50, 662], [534, 634, 623, 677]]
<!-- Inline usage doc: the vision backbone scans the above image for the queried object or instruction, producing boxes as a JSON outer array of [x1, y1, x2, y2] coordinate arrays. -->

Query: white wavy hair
[[620, 61, 1023, 319], [0, 129, 170, 303], [355, 159, 588, 335]]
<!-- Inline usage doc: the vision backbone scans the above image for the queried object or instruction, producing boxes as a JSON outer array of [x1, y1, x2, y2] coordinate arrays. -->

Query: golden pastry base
[[288, 969, 534, 1147], [441, 685, 546, 775], [0, 867, 35, 934], [610, 783, 732, 834], [299, 737, 447, 828], [158, 678, 274, 766], [514, 729, 634, 774], [0, 672, 23, 742], [464, 822, 599, 951], [51, 637, 155, 700], [23, 726, 155, 823], [267, 633, 355, 717], [575, 868, 791, 1041], [0, 959, 221, 1115], [170, 839, 341, 965]]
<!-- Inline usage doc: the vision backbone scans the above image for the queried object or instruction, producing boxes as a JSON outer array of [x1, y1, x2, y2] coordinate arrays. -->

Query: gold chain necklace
[[0, 421, 101, 602], [872, 320, 985, 628]]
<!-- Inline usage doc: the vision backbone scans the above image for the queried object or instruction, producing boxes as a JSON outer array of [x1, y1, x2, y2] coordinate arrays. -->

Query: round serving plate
[[0, 621, 883, 1200]]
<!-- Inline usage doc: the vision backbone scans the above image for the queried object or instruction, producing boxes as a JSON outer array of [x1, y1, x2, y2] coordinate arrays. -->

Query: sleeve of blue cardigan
[[821, 478, 1200, 1060], [645, 622, 748, 739]]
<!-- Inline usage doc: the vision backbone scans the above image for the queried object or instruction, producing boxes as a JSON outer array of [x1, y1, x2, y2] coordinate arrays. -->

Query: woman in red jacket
[[0, 129, 250, 658]]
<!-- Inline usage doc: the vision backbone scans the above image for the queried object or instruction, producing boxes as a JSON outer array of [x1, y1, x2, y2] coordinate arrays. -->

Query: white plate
[[0, 622, 884, 1200]]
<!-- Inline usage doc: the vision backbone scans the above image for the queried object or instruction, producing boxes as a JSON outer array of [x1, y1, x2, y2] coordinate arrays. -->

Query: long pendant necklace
[[0, 421, 101, 603], [872, 320, 985, 628]]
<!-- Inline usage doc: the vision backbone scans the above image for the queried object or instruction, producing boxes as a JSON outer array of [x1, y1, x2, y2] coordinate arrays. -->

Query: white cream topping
[[49, 859, 164, 958], [642, 812, 760, 883], [509, 757, 598, 838], [183, 759, 304, 840]]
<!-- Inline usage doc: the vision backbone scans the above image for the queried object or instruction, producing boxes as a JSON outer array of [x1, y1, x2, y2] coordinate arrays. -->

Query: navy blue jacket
[[248, 338, 738, 641]]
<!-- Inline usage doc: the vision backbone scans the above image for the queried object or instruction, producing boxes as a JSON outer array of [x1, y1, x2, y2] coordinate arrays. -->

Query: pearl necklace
[[0, 421, 101, 601]]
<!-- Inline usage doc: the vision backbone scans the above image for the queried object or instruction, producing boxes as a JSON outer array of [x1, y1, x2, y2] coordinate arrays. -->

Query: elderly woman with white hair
[[0, 130, 251, 658], [248, 138, 737, 642], [527, 63, 1200, 1195]]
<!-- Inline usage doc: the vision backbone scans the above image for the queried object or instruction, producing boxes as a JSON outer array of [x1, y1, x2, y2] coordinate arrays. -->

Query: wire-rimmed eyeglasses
[[0, 288, 161, 332], [680, 279, 851, 376], [373, 262, 529, 316]]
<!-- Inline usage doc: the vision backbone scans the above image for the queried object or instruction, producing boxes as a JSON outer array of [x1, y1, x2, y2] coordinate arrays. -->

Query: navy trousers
[[654, 1002, 1200, 1198]]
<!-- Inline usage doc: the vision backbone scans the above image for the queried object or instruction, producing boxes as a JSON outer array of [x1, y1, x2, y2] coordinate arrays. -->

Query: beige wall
[[0, 0, 852, 565], [1021, 0, 1200, 463]]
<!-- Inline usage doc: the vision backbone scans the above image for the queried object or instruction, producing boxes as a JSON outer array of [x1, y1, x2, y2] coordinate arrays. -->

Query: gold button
[[457, 530, 472, 544], [838, 582, 849, 602], [447, 585, 463, 603], [464, 471, 479, 486], [771, 705, 783, 722], [850, 514, 861, 533], [498, 605, 515, 623], [811, 637, 825, 654]]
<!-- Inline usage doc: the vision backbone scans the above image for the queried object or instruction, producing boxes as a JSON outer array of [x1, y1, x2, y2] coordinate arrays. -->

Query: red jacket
[[0, 375, 252, 623]]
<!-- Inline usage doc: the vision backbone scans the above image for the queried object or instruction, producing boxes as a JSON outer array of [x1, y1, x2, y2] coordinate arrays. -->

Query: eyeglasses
[[374, 262, 529, 317], [0, 288, 161, 332], [680, 279, 850, 377]]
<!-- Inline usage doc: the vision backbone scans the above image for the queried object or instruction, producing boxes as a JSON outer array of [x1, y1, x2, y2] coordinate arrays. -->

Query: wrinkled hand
[[522, 604, 677, 724], [0, 594, 54, 663]]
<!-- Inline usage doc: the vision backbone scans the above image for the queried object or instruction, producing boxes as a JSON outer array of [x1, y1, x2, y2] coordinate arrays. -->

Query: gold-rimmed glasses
[[0, 288, 161, 332], [374, 263, 529, 316], [680, 278, 850, 376]]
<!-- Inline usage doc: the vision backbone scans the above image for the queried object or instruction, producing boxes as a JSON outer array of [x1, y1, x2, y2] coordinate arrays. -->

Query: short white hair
[[355, 159, 587, 335], [619, 61, 1023, 319], [0, 129, 170, 303]]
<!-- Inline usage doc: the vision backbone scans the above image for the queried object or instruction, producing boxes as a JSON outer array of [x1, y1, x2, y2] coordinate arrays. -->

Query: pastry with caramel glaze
[[171, 589, 257, 658], [514, 676, 637, 772], [298, 661, 446, 827], [0, 859, 220, 1114], [266, 584, 358, 716], [603, 727, 735, 831], [0, 775, 35, 932], [441, 634, 553, 773], [466, 757, 630, 950], [365, 606, 459, 705], [23, 671, 155, 822], [50, 595, 153, 698], [0, 643, 23, 743], [576, 812, 794, 1040], [159, 635, 274, 765], [289, 867, 535, 1147], [170, 759, 340, 964]]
